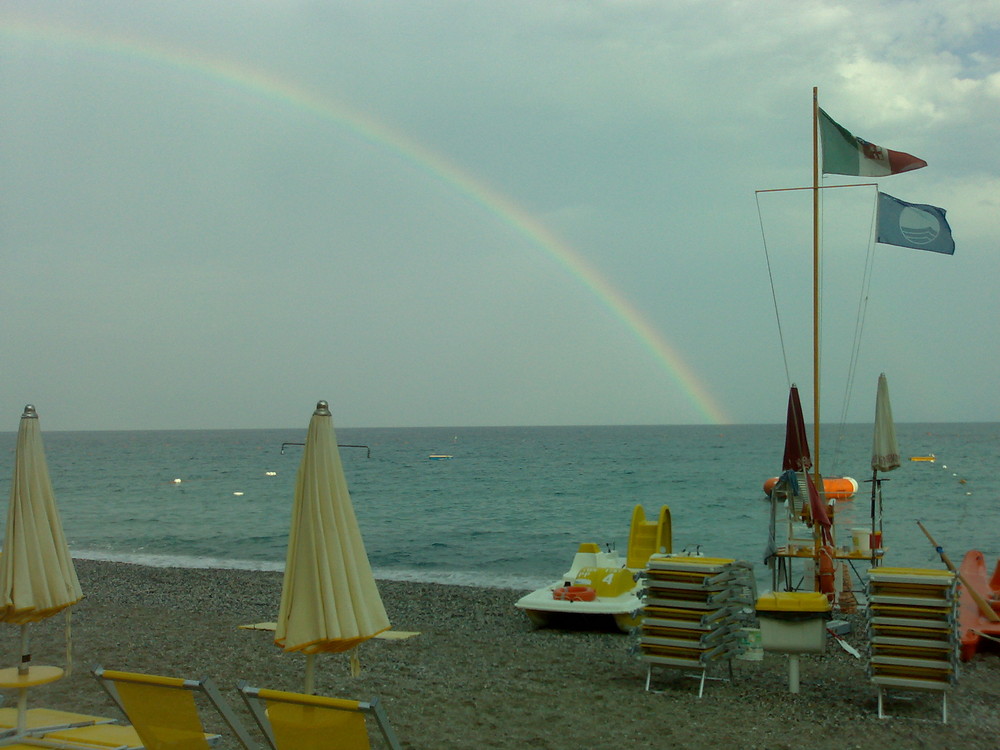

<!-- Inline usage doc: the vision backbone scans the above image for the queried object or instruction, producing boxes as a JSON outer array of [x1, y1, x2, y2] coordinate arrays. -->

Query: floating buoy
[[762, 475, 858, 500]]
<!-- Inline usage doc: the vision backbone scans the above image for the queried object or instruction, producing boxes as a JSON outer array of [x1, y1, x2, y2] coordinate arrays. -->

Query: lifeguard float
[[762, 475, 858, 500]]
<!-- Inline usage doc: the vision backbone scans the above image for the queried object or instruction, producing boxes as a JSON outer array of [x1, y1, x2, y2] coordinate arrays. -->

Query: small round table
[[0, 665, 65, 688], [0, 665, 65, 735]]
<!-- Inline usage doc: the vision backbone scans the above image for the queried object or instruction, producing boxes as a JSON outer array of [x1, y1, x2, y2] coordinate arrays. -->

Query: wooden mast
[[810, 87, 827, 590], [811, 86, 821, 481]]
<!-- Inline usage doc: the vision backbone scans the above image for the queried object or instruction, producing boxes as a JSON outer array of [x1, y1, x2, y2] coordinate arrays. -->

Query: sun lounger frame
[[237, 681, 400, 750], [91, 666, 257, 749]]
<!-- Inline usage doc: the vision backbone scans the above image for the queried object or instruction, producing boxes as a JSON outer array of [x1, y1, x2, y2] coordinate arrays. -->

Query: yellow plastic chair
[[91, 666, 258, 750], [237, 682, 401, 750]]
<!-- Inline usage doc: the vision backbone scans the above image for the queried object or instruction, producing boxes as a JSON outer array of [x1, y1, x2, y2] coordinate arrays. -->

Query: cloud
[[1, 0, 997, 428]]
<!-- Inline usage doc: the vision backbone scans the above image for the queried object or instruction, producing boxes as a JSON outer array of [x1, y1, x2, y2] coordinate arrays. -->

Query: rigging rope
[[837, 192, 880, 428], [757, 184, 881, 474], [755, 192, 792, 389], [829, 189, 880, 472]]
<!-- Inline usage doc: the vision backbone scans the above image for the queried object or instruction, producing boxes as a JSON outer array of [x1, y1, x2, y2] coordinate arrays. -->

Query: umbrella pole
[[304, 653, 316, 694], [65, 610, 73, 678], [16, 687, 28, 735], [16, 624, 30, 734], [870, 471, 878, 565], [18, 624, 30, 675]]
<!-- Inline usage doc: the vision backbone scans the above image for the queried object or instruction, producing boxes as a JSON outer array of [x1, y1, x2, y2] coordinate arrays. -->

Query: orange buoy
[[818, 545, 837, 603], [552, 585, 597, 602], [762, 475, 858, 500]]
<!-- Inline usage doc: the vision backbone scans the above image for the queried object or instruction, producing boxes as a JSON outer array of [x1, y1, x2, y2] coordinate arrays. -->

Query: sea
[[1, 423, 997, 592]]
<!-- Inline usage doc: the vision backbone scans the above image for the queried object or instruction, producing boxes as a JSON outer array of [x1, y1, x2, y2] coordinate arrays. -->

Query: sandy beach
[[4, 560, 998, 749]]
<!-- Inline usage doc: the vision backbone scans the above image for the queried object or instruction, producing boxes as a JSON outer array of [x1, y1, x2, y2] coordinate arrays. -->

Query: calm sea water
[[1, 423, 997, 590]]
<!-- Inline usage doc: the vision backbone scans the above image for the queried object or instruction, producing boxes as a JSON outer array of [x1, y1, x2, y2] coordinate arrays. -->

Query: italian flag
[[819, 108, 927, 177]]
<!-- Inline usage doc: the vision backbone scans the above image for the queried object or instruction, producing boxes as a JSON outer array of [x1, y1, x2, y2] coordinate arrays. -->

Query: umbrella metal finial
[[314, 401, 331, 417], [21, 405, 38, 419]]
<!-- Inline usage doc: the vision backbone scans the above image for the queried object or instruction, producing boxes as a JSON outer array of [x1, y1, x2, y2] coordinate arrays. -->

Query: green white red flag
[[819, 108, 927, 177]]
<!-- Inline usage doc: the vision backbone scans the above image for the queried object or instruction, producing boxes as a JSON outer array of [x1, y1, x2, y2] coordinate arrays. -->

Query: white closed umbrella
[[871, 373, 900, 473], [274, 401, 389, 692], [869, 374, 900, 554], [0, 405, 83, 733]]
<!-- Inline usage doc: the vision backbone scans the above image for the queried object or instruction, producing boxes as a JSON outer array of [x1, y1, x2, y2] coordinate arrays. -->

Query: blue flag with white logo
[[877, 192, 955, 255]]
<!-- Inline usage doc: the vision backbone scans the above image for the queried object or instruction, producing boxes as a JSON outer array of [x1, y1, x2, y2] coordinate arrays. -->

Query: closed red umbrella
[[781, 387, 830, 543], [782, 386, 812, 473]]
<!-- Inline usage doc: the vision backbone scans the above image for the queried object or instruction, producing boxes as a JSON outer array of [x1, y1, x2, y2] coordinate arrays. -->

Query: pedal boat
[[958, 549, 1000, 661], [515, 505, 671, 633]]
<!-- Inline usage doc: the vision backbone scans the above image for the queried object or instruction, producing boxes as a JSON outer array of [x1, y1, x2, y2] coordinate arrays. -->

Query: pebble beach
[[4, 560, 999, 749]]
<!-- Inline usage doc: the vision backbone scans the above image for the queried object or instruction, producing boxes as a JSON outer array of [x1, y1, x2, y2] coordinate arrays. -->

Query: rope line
[[830, 188, 880, 472], [756, 191, 792, 388]]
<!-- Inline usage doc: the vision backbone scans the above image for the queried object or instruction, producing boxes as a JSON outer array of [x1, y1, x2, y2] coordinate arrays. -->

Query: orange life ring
[[552, 585, 597, 602]]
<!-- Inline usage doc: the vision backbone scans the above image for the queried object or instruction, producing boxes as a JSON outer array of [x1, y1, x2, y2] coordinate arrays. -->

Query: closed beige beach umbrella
[[869, 373, 900, 549], [0, 405, 83, 733], [275, 401, 389, 691], [0, 405, 83, 639], [871, 373, 900, 473]]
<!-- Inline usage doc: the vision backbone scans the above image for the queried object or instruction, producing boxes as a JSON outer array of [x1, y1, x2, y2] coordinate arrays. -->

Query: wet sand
[[4, 560, 999, 749]]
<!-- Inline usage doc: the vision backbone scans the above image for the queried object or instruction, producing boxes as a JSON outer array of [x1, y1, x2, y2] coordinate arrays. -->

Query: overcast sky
[[1, 1, 997, 431]]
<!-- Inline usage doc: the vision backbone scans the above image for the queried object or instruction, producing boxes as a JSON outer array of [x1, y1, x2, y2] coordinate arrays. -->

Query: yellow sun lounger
[[0, 706, 130, 749], [39, 722, 144, 749], [237, 682, 400, 750], [91, 666, 257, 750], [0, 707, 116, 733]]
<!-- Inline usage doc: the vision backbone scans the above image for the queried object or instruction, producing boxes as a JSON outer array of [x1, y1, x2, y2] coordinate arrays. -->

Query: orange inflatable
[[552, 585, 597, 602], [762, 475, 858, 500]]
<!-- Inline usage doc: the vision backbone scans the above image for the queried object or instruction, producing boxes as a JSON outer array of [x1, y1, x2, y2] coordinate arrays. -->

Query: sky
[[1, 1, 998, 431]]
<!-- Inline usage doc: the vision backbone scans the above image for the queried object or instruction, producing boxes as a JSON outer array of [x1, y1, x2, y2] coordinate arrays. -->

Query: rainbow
[[1, 16, 729, 424]]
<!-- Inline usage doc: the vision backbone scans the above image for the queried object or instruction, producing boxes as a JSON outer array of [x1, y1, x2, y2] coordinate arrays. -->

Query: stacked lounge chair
[[637, 556, 756, 696], [867, 567, 959, 723]]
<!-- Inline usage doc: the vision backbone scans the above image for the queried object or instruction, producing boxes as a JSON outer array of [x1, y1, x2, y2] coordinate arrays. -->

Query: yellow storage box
[[756, 592, 830, 614], [755, 592, 830, 653]]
